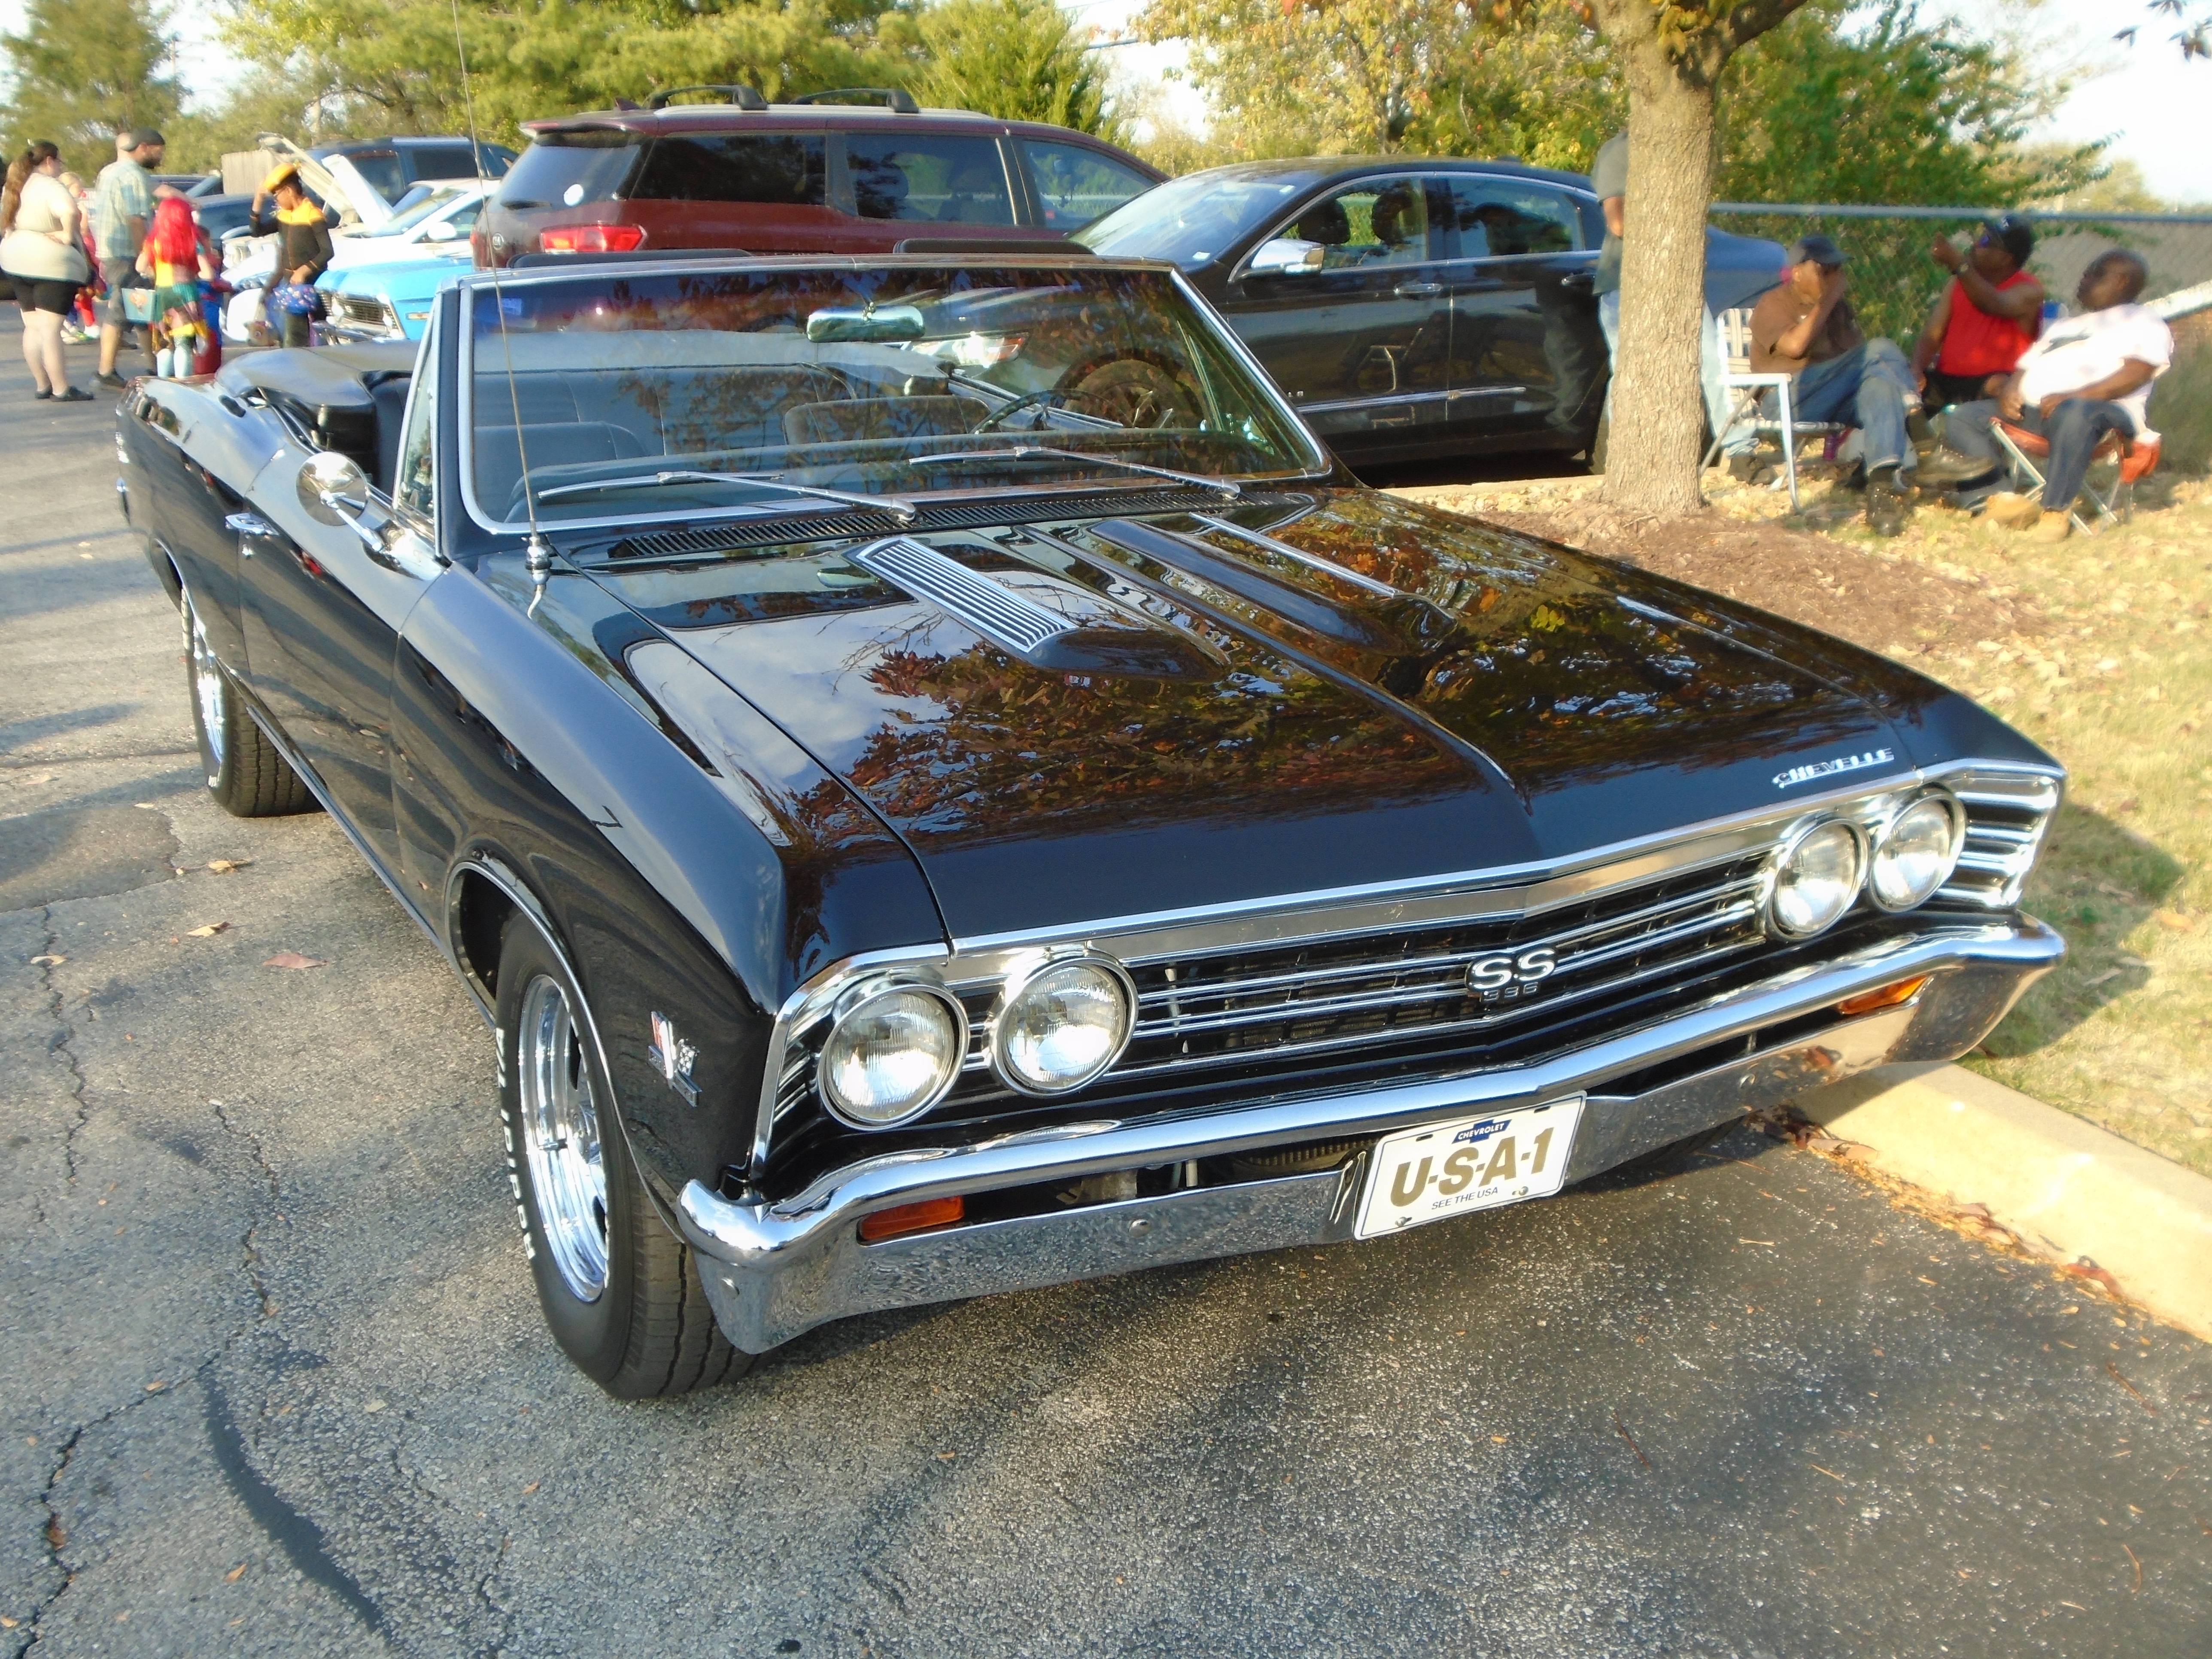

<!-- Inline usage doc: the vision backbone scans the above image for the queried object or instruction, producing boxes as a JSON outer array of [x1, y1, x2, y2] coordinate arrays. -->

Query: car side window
[[631, 136, 827, 205], [1021, 141, 1153, 231], [1440, 178, 1581, 259], [1282, 179, 1433, 271], [395, 333, 437, 520], [344, 150, 406, 204], [849, 136, 1014, 226], [413, 146, 480, 182]]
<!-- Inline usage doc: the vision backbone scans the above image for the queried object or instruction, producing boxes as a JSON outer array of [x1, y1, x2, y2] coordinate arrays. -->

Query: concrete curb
[[1799, 1062, 2212, 1343]]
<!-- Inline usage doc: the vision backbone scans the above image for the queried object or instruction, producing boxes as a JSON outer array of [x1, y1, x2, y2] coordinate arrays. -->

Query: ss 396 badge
[[1467, 947, 1558, 1003]]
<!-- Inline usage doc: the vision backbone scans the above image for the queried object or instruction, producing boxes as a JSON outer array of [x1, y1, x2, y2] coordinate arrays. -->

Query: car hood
[[586, 489, 1958, 941]]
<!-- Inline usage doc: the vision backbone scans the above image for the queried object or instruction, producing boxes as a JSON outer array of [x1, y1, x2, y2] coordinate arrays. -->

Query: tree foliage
[[0, 0, 182, 175], [914, 0, 1121, 138]]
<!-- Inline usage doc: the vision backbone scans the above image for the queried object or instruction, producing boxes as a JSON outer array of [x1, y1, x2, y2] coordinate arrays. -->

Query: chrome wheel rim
[[517, 972, 609, 1302], [185, 599, 226, 777]]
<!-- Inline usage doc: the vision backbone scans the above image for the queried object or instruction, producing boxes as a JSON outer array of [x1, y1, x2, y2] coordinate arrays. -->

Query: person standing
[[93, 127, 166, 386], [1589, 128, 1746, 468], [1, 141, 93, 401], [137, 195, 214, 377], [1911, 213, 2044, 408], [247, 163, 332, 349]]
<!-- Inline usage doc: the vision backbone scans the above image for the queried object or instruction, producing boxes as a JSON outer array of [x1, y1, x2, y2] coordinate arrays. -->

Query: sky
[[3, 0, 2205, 205]]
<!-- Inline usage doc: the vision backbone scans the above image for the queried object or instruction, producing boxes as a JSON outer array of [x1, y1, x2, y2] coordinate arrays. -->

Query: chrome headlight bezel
[[989, 950, 1137, 1097], [1763, 817, 1869, 940], [815, 978, 969, 1130], [1868, 790, 1967, 912]]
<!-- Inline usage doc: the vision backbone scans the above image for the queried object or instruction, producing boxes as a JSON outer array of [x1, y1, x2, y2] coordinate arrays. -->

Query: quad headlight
[[1766, 819, 1867, 939], [991, 954, 1135, 1095], [817, 982, 967, 1128], [1869, 792, 1966, 911]]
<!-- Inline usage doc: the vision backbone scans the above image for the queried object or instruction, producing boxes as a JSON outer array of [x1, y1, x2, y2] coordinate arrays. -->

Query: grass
[[1709, 467, 2212, 1178]]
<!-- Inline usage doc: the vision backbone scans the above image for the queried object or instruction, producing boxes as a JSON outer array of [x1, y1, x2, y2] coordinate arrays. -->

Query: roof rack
[[646, 84, 769, 112], [787, 87, 921, 114]]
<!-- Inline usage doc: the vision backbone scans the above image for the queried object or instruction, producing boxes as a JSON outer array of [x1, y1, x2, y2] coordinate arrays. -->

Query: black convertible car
[[1078, 157, 1786, 468], [118, 254, 2063, 1396]]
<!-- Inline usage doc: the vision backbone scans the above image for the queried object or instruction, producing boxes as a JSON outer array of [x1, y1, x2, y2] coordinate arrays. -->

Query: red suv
[[475, 87, 1164, 265]]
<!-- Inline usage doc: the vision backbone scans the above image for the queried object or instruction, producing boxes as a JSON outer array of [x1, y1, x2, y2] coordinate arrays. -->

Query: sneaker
[[1983, 492, 2042, 530], [94, 371, 127, 389], [1914, 446, 2000, 487], [1724, 452, 1762, 483], [55, 387, 94, 402], [33, 388, 52, 400], [2029, 510, 2072, 543], [1865, 465, 1910, 537]]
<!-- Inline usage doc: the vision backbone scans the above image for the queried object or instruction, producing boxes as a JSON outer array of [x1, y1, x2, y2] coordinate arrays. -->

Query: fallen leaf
[[30, 954, 65, 966], [225, 1564, 246, 1583], [206, 859, 252, 874], [2085, 968, 2122, 987], [185, 922, 230, 938], [1810, 1464, 1845, 1482], [364, 1399, 386, 1413], [521, 1482, 539, 1495], [1490, 1434, 1508, 1444], [264, 953, 326, 970], [1919, 1276, 1939, 1286], [2124, 1542, 2142, 1591], [2062, 1258, 2126, 1299], [2108, 1362, 2157, 1415], [935, 1452, 957, 1462], [133, 802, 157, 810], [145, 1380, 166, 1393], [2152, 909, 2194, 933], [1739, 1238, 1777, 1246]]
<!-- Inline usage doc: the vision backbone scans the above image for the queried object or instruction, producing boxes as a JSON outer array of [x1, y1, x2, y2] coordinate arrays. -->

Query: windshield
[[1074, 172, 1314, 268], [461, 264, 1324, 531], [363, 187, 469, 239]]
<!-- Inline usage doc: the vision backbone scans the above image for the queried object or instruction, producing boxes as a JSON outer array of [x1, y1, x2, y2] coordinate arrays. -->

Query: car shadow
[[1982, 800, 2183, 1057]]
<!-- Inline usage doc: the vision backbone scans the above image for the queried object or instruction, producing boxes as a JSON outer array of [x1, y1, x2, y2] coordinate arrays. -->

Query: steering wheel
[[971, 386, 1071, 434], [1063, 357, 1203, 430]]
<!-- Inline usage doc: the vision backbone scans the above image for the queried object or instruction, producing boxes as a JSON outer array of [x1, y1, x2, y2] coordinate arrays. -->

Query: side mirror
[[298, 449, 369, 525], [1247, 237, 1325, 277], [424, 221, 457, 242]]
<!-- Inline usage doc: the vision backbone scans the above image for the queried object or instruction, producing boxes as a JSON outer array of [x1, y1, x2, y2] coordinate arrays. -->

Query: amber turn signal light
[[857, 1195, 966, 1243], [1835, 975, 1931, 1018]]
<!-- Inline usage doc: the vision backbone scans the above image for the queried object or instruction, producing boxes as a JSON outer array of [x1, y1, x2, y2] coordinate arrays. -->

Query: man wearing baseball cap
[[1749, 233, 1923, 535], [1912, 213, 2045, 410], [91, 126, 168, 386]]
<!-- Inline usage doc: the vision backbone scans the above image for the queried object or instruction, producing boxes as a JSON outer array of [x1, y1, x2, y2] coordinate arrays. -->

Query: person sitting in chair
[[1748, 234, 1922, 536], [1940, 249, 2171, 543], [1911, 213, 2044, 410]]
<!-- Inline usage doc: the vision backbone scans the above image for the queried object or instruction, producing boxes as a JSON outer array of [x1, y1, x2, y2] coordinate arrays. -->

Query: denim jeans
[[1944, 397, 2138, 510], [1598, 290, 1747, 455], [1784, 339, 1916, 474]]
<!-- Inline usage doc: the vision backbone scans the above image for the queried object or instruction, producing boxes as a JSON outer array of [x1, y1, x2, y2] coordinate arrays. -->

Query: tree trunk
[[1594, 24, 1725, 518]]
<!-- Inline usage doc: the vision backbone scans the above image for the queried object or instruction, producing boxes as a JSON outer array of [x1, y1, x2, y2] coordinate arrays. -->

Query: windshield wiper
[[533, 470, 918, 523], [907, 446, 1242, 500]]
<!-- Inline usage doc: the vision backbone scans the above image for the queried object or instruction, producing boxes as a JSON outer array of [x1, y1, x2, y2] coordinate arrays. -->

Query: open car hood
[[253, 134, 392, 230], [591, 490, 1948, 940]]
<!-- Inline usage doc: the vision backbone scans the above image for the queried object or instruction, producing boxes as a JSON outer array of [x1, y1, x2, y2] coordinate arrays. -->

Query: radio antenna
[[449, 0, 553, 612]]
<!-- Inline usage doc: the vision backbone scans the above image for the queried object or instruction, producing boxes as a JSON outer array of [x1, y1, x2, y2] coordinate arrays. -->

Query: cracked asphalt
[[3, 327, 2209, 1658]]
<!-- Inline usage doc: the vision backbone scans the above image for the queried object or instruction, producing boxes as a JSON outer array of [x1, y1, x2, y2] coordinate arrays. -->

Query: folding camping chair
[[1699, 307, 1846, 511], [1989, 419, 2162, 535]]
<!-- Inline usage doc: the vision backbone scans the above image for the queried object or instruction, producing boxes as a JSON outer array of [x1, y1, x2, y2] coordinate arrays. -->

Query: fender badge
[[648, 1011, 700, 1107], [1772, 747, 1895, 790]]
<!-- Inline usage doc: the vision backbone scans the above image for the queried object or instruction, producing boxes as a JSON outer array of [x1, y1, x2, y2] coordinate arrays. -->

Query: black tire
[[494, 912, 753, 1398], [182, 591, 316, 817]]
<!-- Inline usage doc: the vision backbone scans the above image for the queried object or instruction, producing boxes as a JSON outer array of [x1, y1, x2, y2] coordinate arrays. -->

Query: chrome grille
[[1939, 769, 2062, 909], [330, 293, 397, 333]]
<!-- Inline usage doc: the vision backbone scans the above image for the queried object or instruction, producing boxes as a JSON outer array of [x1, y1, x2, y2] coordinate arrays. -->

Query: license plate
[[1354, 1097, 1584, 1240]]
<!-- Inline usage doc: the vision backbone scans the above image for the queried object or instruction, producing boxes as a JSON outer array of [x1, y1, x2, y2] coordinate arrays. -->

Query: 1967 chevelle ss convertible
[[117, 255, 2064, 1396]]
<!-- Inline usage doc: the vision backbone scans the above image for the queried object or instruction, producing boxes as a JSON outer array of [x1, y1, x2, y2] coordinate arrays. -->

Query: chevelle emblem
[[1773, 747, 1896, 790], [1467, 948, 1557, 1002], [648, 1011, 700, 1107]]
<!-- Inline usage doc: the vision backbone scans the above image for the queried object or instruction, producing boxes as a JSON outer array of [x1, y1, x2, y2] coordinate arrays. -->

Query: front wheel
[[495, 912, 752, 1397], [182, 591, 316, 817]]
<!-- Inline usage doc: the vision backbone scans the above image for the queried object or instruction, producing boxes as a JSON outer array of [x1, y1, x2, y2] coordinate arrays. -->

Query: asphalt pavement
[[3, 323, 2209, 1658]]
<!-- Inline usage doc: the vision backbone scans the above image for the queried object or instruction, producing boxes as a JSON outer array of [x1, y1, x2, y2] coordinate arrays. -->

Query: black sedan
[[1077, 157, 1785, 468], [118, 253, 2060, 1397]]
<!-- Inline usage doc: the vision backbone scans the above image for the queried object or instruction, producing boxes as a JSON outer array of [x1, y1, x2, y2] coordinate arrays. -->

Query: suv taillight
[[539, 224, 646, 254]]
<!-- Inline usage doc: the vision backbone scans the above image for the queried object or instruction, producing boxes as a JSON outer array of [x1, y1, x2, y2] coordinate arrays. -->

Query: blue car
[[318, 248, 468, 343]]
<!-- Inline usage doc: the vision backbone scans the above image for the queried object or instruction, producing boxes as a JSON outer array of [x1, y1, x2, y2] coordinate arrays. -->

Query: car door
[[623, 129, 839, 253], [1436, 175, 1606, 444], [1215, 175, 1454, 450], [237, 343, 443, 872]]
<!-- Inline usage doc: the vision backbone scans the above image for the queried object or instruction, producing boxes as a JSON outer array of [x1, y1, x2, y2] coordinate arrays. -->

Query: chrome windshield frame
[[452, 255, 1333, 538]]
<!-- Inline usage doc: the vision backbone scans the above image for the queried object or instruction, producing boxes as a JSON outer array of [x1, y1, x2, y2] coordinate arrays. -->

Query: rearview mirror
[[1247, 237, 1325, 277], [298, 450, 369, 526], [424, 221, 457, 242], [805, 304, 926, 343]]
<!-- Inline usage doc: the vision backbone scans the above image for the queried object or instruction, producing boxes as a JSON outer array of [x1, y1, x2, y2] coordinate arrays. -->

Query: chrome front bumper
[[678, 918, 2061, 1353]]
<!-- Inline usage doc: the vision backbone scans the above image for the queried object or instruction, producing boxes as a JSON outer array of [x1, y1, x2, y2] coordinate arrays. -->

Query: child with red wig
[[137, 194, 214, 377]]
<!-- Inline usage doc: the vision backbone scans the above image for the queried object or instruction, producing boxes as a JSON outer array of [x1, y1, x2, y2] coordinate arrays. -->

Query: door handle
[[1394, 281, 1444, 298], [225, 512, 273, 553]]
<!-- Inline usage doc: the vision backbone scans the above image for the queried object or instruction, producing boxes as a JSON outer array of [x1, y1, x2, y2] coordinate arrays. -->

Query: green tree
[[915, 0, 1122, 138], [0, 0, 181, 175]]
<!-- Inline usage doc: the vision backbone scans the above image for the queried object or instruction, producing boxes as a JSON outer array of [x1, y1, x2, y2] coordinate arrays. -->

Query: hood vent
[[846, 536, 1073, 656]]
